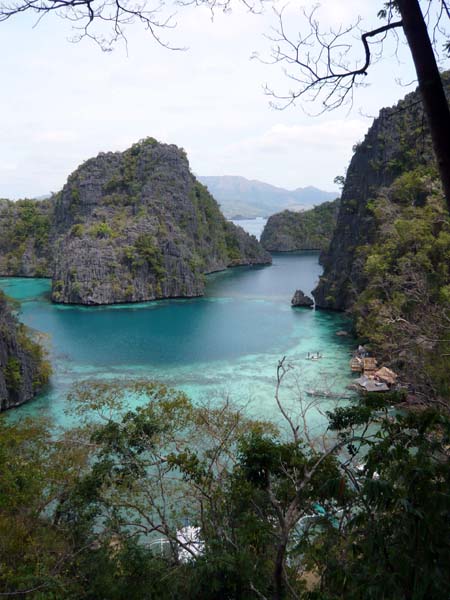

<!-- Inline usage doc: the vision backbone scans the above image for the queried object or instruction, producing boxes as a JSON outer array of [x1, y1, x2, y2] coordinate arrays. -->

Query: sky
[[0, 0, 447, 198]]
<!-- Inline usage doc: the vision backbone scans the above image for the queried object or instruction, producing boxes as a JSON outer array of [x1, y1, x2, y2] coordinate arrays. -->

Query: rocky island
[[260, 200, 339, 252], [291, 289, 314, 308], [0, 138, 271, 305]]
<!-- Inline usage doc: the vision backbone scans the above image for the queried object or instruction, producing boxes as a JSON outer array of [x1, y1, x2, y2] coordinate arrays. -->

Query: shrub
[[4, 357, 22, 392], [89, 222, 113, 239], [71, 224, 84, 237]]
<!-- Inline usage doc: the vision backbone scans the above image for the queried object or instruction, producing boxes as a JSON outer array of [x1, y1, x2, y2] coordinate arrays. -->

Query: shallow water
[[0, 253, 354, 432]]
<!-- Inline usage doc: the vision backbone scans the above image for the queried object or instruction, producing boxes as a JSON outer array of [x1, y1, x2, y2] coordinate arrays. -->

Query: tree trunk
[[273, 538, 287, 600], [397, 0, 450, 214]]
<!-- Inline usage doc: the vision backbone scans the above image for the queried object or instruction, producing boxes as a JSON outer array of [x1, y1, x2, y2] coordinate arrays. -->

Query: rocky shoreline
[[0, 291, 51, 410]]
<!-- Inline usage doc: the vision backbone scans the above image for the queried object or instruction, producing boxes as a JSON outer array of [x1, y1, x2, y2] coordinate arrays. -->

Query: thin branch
[[258, 5, 404, 112]]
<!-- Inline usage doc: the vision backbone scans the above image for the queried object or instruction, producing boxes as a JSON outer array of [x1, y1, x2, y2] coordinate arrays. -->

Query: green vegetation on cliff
[[355, 166, 450, 398], [0, 198, 53, 277], [260, 199, 339, 252], [313, 77, 450, 402], [0, 290, 51, 410]]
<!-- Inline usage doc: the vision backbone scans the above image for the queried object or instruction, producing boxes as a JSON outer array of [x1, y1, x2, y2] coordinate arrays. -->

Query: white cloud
[[0, 0, 432, 198], [0, 163, 18, 173], [192, 118, 369, 190], [34, 130, 79, 143], [224, 119, 368, 158]]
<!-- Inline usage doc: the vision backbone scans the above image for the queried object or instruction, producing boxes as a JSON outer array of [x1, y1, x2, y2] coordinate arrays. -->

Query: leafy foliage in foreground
[[0, 382, 449, 599]]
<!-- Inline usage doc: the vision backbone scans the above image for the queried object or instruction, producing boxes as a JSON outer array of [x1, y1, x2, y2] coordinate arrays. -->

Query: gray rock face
[[50, 139, 271, 304], [0, 292, 49, 411], [312, 80, 447, 310], [0, 138, 271, 305], [291, 289, 314, 308]]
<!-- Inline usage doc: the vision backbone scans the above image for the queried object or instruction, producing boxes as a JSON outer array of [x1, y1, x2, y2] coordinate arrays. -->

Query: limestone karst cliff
[[312, 76, 450, 399], [312, 79, 447, 311], [0, 138, 271, 305]]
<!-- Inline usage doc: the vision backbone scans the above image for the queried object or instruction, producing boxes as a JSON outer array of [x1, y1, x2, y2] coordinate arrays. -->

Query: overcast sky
[[0, 0, 447, 199]]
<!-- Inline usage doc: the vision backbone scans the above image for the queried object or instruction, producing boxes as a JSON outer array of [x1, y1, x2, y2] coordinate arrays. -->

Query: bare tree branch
[[255, 5, 404, 111]]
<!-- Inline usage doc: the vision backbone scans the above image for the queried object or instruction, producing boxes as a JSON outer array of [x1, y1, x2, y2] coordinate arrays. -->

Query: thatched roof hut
[[374, 367, 398, 386], [350, 357, 363, 372], [363, 357, 378, 374]]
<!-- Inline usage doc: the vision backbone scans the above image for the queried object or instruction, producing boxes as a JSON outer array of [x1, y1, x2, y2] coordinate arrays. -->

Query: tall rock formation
[[312, 76, 450, 399], [0, 138, 271, 305], [313, 82, 440, 310], [51, 138, 270, 304]]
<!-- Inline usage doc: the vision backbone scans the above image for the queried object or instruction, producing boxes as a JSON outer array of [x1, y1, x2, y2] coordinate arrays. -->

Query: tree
[[65, 379, 280, 597], [397, 1, 450, 213], [0, 0, 261, 50], [1, 374, 449, 598], [0, 416, 93, 597], [314, 398, 450, 599], [263, 1, 450, 214], [63, 370, 365, 599]]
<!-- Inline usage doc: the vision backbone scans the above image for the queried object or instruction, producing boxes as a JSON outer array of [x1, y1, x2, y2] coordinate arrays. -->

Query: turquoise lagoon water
[[0, 253, 354, 432]]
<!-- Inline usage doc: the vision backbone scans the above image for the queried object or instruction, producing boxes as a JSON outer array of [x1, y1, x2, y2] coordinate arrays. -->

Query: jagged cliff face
[[0, 138, 271, 305], [0, 292, 51, 410], [0, 198, 53, 277], [313, 84, 438, 310], [260, 200, 339, 252], [312, 78, 450, 399], [51, 139, 270, 304]]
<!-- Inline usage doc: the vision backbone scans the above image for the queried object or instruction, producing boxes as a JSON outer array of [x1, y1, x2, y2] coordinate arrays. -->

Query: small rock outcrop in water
[[0, 138, 271, 305], [260, 200, 339, 252], [0, 291, 51, 410], [291, 289, 314, 308]]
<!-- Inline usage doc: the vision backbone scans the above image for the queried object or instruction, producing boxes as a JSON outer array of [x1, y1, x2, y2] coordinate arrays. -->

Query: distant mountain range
[[198, 176, 337, 218]]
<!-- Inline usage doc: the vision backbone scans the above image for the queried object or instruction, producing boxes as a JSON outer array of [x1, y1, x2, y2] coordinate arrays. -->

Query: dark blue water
[[0, 253, 353, 428]]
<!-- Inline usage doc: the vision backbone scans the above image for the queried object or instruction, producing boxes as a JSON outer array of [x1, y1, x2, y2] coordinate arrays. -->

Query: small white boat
[[307, 352, 323, 360]]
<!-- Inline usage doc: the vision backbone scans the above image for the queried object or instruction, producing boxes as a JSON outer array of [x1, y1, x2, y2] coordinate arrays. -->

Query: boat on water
[[307, 352, 323, 360]]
